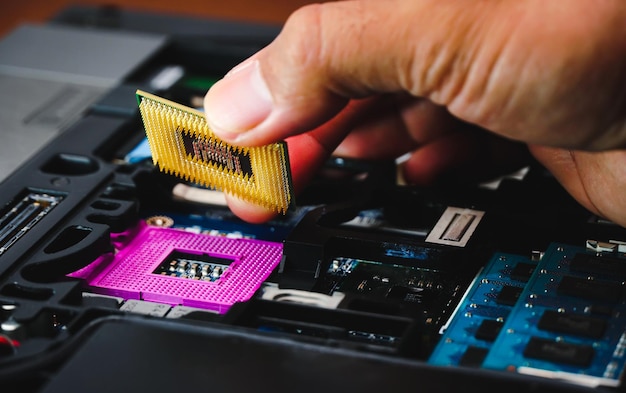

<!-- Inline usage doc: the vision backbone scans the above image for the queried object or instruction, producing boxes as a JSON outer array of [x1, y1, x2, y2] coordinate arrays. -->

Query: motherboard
[[0, 6, 625, 393]]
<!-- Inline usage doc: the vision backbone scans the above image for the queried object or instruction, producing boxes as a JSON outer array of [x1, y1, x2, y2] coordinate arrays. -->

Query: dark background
[[1, 0, 331, 37]]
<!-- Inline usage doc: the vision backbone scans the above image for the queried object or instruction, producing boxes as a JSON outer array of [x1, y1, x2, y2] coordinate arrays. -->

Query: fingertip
[[221, 99, 374, 224], [224, 193, 279, 224], [401, 132, 477, 185]]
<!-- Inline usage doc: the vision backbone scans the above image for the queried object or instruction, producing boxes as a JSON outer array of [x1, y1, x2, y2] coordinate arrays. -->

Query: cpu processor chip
[[136, 90, 294, 213]]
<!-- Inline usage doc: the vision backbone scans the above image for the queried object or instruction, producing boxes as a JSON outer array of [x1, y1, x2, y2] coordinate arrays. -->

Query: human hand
[[204, 0, 626, 225]]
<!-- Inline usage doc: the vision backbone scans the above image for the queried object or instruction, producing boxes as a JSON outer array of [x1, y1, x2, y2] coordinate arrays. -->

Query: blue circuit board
[[429, 243, 626, 388], [142, 207, 311, 243], [125, 137, 152, 164]]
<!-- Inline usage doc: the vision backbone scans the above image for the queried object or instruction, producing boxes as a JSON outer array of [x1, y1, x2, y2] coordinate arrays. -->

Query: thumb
[[203, 0, 506, 146]]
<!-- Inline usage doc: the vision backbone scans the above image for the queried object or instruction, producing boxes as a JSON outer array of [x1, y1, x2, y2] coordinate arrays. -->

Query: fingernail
[[204, 59, 273, 138]]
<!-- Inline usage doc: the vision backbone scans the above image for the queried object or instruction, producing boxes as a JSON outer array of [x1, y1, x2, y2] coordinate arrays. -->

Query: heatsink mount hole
[[1, 283, 54, 301], [91, 200, 121, 211], [44, 226, 92, 254], [41, 153, 99, 176]]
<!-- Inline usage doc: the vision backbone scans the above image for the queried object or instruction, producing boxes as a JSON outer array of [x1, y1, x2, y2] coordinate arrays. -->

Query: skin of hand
[[204, 0, 626, 226]]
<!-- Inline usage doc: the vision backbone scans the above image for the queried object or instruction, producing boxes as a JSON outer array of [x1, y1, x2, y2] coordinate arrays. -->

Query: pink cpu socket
[[69, 223, 283, 313]]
